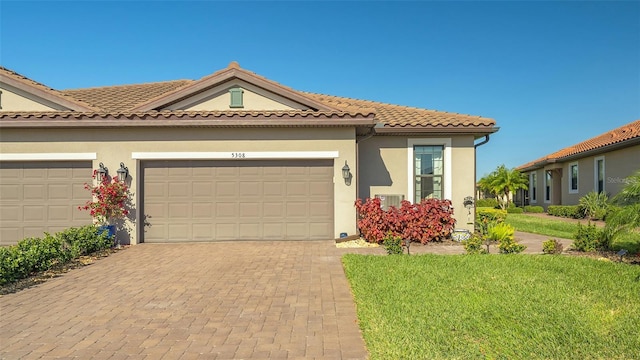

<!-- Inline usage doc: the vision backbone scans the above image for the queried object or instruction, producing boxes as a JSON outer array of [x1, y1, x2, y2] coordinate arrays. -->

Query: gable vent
[[229, 87, 244, 108]]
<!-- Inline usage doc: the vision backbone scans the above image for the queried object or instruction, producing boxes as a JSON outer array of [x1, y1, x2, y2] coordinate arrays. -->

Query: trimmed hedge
[[476, 198, 499, 208], [523, 205, 544, 213], [476, 207, 508, 223], [547, 205, 584, 219], [506, 207, 524, 214], [0, 226, 111, 286]]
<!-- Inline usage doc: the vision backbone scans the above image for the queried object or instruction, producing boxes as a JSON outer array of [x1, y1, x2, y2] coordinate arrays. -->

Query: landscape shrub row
[[547, 205, 583, 219], [523, 205, 544, 213], [0, 226, 111, 286], [506, 207, 524, 214], [354, 198, 456, 244], [475, 198, 499, 208]]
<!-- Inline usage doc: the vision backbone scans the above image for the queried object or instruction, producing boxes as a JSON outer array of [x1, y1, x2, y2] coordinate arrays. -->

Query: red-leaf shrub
[[355, 198, 456, 244], [354, 197, 388, 243]]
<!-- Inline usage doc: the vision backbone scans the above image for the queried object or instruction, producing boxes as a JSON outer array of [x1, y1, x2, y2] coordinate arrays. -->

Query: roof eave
[[0, 115, 377, 129], [374, 126, 498, 136], [518, 137, 640, 172], [0, 73, 97, 112], [555, 137, 640, 163]]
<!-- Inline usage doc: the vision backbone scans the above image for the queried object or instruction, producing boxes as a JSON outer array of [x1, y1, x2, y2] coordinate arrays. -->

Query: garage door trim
[[0, 153, 97, 161], [141, 159, 335, 242], [132, 151, 339, 160]]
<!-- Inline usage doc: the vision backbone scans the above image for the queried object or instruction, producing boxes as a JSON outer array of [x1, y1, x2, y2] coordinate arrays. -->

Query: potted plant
[[78, 171, 131, 242]]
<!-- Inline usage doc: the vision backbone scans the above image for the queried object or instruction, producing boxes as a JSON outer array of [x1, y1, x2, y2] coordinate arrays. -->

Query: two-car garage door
[[0, 161, 93, 245], [142, 160, 334, 242]]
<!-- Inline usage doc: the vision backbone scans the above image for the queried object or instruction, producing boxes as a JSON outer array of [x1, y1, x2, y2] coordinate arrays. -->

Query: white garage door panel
[[142, 160, 334, 242]]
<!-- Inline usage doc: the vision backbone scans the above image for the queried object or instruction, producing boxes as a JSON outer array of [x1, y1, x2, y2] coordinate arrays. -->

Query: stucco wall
[[524, 144, 640, 209], [1, 127, 357, 244], [561, 144, 640, 205], [358, 135, 476, 232], [0, 83, 63, 111]]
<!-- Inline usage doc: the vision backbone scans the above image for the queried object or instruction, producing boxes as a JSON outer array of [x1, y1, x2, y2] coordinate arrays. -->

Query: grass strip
[[343, 254, 640, 360], [505, 213, 579, 239]]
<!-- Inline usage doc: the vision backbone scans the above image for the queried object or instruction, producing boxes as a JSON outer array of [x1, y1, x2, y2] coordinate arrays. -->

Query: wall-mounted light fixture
[[117, 162, 129, 183], [96, 162, 108, 182], [342, 161, 352, 186]]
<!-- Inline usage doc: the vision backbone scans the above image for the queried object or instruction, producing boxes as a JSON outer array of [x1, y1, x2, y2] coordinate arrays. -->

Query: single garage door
[[0, 161, 93, 245], [142, 160, 334, 242]]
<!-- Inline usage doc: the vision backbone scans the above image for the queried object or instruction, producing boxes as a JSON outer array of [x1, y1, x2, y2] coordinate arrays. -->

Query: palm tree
[[604, 170, 640, 248], [478, 165, 528, 209]]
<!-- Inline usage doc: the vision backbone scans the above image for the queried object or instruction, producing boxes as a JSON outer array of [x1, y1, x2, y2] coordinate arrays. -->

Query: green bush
[[542, 239, 564, 254], [579, 191, 609, 220], [57, 226, 111, 256], [572, 222, 604, 252], [0, 226, 110, 286], [476, 198, 499, 208], [498, 237, 527, 254], [476, 208, 507, 236], [506, 207, 524, 214], [462, 234, 487, 254], [477, 208, 508, 223], [487, 223, 514, 242], [487, 223, 526, 254], [382, 233, 404, 255], [523, 205, 544, 213], [547, 205, 584, 219]]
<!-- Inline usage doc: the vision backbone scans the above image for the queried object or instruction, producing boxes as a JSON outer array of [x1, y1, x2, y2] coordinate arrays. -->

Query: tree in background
[[478, 165, 528, 209], [604, 170, 640, 249]]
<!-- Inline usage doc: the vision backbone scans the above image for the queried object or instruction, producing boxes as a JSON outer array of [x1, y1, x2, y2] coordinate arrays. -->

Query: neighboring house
[[516, 119, 640, 209], [0, 62, 498, 245]]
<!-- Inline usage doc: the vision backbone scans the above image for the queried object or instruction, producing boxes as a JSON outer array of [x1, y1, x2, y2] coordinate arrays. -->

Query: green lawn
[[343, 254, 640, 360], [505, 213, 579, 239]]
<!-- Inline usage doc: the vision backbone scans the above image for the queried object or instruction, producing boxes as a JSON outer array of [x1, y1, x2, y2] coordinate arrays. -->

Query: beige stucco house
[[0, 62, 498, 245], [517, 119, 640, 209]]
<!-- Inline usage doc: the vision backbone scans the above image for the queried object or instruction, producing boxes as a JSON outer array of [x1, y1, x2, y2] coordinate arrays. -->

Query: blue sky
[[1, 1, 639, 179]]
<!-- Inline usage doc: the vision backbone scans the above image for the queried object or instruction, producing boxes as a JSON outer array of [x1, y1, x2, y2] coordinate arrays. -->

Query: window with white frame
[[594, 156, 605, 193], [530, 172, 537, 203], [413, 145, 444, 201], [569, 163, 578, 194], [544, 170, 552, 203], [407, 138, 452, 203]]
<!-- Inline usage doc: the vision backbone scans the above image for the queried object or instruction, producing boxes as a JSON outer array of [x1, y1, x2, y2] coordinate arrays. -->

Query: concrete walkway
[[0, 241, 368, 360]]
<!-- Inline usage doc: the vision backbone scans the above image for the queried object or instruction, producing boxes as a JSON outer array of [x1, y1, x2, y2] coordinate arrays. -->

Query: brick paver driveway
[[0, 241, 368, 359]]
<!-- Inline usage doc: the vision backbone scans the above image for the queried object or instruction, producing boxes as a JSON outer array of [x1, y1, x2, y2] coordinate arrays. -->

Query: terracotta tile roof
[[517, 119, 640, 171], [3, 62, 497, 132], [62, 80, 194, 112], [128, 62, 340, 112], [304, 92, 496, 129], [0, 66, 99, 111]]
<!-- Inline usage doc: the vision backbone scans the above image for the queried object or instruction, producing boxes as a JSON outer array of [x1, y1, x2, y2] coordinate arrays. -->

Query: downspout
[[474, 134, 490, 149], [473, 134, 491, 228], [474, 135, 491, 191]]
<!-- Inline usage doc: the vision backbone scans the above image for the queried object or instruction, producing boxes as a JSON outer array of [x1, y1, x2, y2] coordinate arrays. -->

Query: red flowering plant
[[78, 171, 132, 225]]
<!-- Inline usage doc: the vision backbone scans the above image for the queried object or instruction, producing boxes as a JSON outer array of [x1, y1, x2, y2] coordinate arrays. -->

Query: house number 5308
[[231, 152, 246, 158]]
